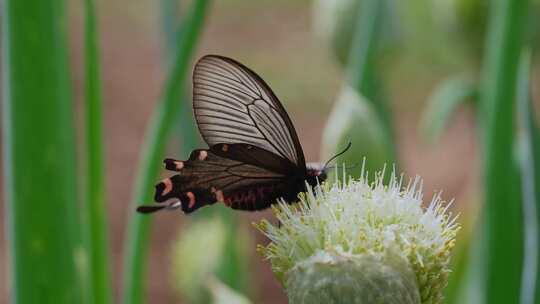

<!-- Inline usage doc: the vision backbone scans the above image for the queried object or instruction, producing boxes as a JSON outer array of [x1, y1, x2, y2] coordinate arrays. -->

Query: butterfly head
[[305, 142, 353, 187]]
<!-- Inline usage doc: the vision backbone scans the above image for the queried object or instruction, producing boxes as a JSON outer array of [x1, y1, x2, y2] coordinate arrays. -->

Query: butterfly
[[137, 55, 349, 214]]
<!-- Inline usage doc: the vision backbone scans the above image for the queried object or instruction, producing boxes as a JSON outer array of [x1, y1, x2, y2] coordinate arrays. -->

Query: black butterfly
[[137, 55, 349, 214]]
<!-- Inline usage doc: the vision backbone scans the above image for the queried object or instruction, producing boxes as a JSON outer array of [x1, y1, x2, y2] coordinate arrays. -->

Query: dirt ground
[[0, 1, 481, 303]]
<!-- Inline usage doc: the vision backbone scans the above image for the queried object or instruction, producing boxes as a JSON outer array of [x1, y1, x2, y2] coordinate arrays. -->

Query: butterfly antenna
[[323, 142, 352, 171], [325, 163, 358, 171]]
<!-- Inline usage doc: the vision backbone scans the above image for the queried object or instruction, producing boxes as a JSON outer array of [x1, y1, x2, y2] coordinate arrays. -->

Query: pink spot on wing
[[215, 190, 224, 202], [162, 179, 173, 195], [174, 161, 184, 170], [198, 150, 208, 161], [187, 192, 196, 209]]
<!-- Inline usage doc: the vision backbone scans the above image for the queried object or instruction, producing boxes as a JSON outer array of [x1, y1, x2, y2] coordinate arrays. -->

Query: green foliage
[[434, 0, 540, 63], [158, 0, 250, 298], [206, 278, 253, 304], [83, 0, 112, 303], [171, 216, 229, 303], [444, 212, 483, 304], [346, 0, 390, 123], [170, 210, 251, 303], [420, 75, 478, 143], [2, 0, 84, 302], [516, 50, 540, 304], [478, 0, 529, 302], [320, 0, 396, 180], [313, 0, 400, 66], [122, 1, 211, 303], [321, 86, 392, 179]]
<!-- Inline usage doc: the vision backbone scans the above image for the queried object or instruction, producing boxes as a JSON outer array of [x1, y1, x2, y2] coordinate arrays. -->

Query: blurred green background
[[1, 0, 539, 303]]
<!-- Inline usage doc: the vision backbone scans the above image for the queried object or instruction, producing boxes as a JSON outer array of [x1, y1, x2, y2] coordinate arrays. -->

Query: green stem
[[533, 68, 540, 304], [158, 1, 247, 295], [347, 0, 380, 97], [160, 0, 181, 61], [479, 0, 528, 302], [158, 0, 200, 156], [83, 0, 112, 303], [516, 49, 539, 304], [2, 0, 83, 302], [347, 0, 396, 163], [122, 1, 211, 303]]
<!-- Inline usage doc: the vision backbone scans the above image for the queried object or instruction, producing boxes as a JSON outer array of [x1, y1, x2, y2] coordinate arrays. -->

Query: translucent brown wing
[[192, 55, 306, 171], [143, 145, 303, 213]]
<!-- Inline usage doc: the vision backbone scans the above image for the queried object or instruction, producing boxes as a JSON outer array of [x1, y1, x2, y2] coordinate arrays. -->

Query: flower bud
[[257, 170, 459, 304]]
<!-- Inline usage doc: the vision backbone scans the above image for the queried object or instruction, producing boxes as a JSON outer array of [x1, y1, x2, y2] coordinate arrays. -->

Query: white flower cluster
[[257, 169, 460, 304]]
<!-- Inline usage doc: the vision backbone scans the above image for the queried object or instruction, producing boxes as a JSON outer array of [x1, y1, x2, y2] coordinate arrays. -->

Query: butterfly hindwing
[[193, 55, 306, 171], [154, 145, 294, 213]]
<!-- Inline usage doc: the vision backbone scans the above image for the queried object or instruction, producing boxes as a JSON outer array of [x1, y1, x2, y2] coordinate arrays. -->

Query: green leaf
[[313, 0, 399, 67], [122, 1, 211, 303], [160, 0, 181, 61], [455, 222, 486, 304], [420, 76, 478, 143], [321, 86, 393, 180], [158, 0, 201, 158], [207, 277, 253, 304], [321, 0, 396, 174], [346, 0, 396, 163], [171, 215, 229, 303], [478, 0, 529, 302], [170, 211, 251, 304], [516, 49, 539, 304], [83, 0, 112, 303], [157, 0, 248, 296], [2, 0, 84, 302], [347, 0, 386, 118], [445, 211, 484, 304]]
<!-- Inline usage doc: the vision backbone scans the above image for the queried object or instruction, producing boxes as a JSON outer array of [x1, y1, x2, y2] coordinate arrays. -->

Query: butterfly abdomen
[[225, 185, 277, 211]]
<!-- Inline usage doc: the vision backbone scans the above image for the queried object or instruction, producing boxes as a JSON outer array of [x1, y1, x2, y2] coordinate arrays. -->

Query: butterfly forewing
[[193, 55, 306, 171]]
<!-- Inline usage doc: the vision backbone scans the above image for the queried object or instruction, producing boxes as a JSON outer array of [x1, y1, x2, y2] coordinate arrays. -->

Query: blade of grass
[[445, 222, 473, 304], [212, 209, 249, 293], [420, 75, 478, 143], [347, 0, 381, 99], [516, 49, 539, 304], [158, 0, 248, 295], [479, 0, 528, 302], [2, 0, 83, 302], [346, 0, 396, 162], [532, 82, 540, 304], [122, 1, 211, 303], [83, 0, 112, 303], [160, 0, 181, 60], [159, 0, 200, 156]]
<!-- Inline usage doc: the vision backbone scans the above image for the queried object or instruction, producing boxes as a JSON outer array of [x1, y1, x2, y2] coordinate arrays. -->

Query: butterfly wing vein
[[193, 55, 306, 169]]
